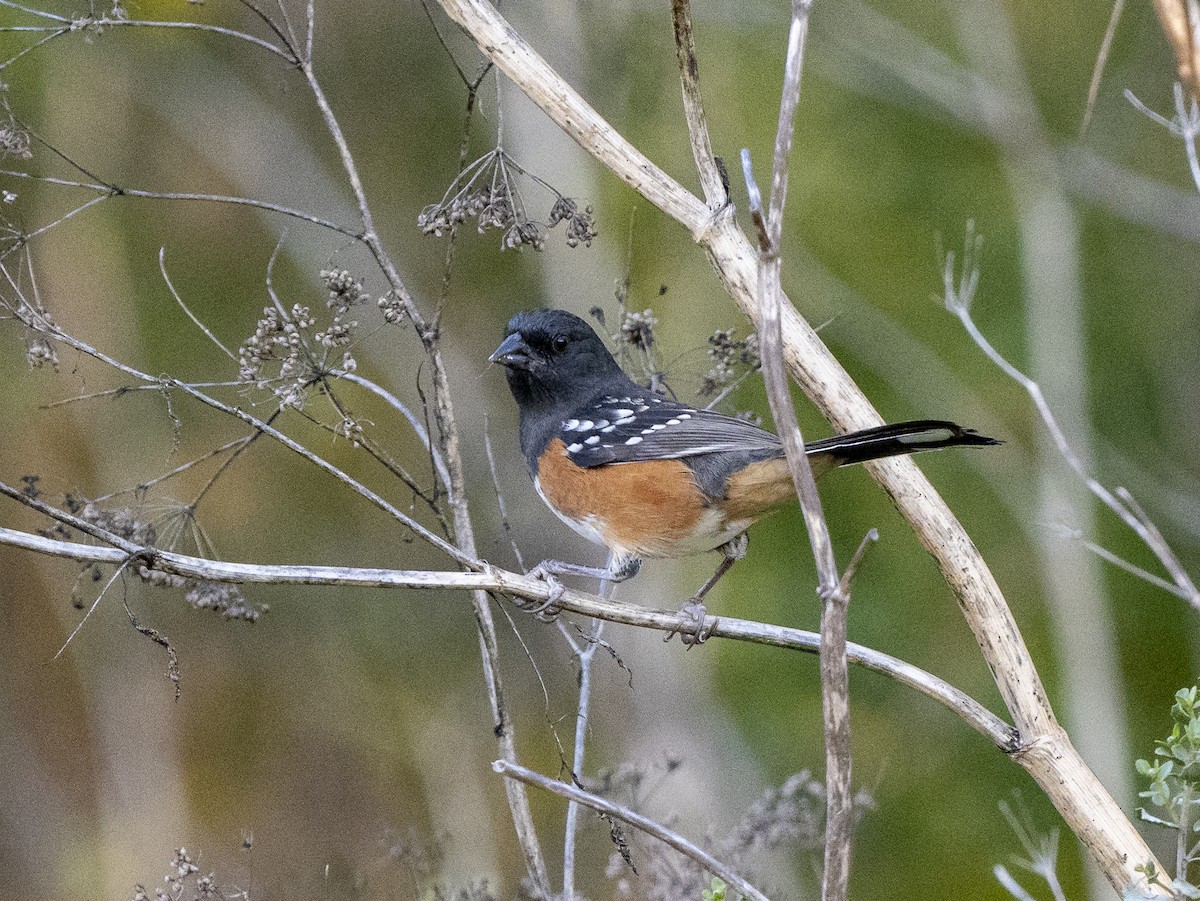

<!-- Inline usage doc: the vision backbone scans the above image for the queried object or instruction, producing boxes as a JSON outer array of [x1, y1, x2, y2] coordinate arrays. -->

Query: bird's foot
[[520, 562, 569, 621], [519, 557, 642, 621], [665, 596, 717, 648]]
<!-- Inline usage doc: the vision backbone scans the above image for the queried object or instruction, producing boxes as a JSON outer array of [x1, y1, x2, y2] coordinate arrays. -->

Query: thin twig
[[1125, 84, 1200, 193], [0, 26, 68, 71], [92, 436, 253, 504], [333, 370, 450, 492], [53, 556, 134, 659], [0, 4, 295, 62], [563, 554, 613, 901], [494, 759, 770, 901], [562, 617, 601, 901], [39, 382, 248, 410], [482, 414, 525, 571], [5, 193, 109, 250], [159, 248, 235, 360], [0, 169, 359, 238], [1081, 0, 1126, 135], [944, 242, 1200, 613]]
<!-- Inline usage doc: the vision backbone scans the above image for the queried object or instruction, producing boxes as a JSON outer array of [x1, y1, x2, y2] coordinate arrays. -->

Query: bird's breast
[[532, 439, 766, 559]]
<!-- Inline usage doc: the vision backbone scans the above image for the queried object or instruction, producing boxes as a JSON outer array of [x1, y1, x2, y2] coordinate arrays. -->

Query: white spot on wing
[[601, 425, 616, 433], [667, 419, 681, 426], [625, 436, 643, 446], [650, 423, 666, 431], [584, 435, 600, 445], [566, 442, 583, 453], [613, 409, 633, 418], [615, 416, 634, 425]]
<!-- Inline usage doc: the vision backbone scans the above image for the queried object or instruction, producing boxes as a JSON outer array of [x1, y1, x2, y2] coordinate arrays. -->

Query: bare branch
[[292, 45, 551, 891], [494, 759, 771, 901], [669, 0, 725, 209], [743, 4, 852, 898], [944, 240, 1200, 613], [0, 516, 1018, 751]]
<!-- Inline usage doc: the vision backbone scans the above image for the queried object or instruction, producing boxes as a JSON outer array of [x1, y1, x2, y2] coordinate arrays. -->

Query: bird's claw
[[521, 564, 566, 621], [665, 597, 717, 647]]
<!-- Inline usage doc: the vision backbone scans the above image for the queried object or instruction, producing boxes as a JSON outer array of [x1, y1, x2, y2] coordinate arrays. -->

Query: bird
[[490, 308, 999, 638]]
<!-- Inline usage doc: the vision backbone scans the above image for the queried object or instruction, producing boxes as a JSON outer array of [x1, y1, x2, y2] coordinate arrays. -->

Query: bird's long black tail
[[806, 419, 1000, 470]]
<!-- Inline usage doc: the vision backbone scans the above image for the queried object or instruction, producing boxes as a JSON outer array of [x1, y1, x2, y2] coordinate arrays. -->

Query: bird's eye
[[551, 334, 570, 354]]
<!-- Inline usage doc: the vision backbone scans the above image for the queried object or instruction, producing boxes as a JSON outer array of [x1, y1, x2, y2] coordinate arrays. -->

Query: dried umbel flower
[[377, 290, 409, 325], [237, 303, 321, 408], [504, 220, 545, 251], [418, 147, 597, 251], [315, 268, 366, 351], [549, 197, 597, 248], [699, 328, 760, 397], [184, 582, 266, 622], [239, 305, 303, 383], [335, 415, 366, 447], [0, 123, 31, 160], [619, 308, 658, 350], [131, 847, 238, 901], [320, 268, 370, 314], [25, 334, 58, 369]]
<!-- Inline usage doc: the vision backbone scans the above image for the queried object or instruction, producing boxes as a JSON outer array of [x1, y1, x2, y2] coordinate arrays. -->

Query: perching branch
[[0, 514, 1017, 752]]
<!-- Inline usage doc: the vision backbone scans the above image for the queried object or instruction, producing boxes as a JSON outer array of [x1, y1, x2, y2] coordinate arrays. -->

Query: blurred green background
[[1, 0, 1198, 898]]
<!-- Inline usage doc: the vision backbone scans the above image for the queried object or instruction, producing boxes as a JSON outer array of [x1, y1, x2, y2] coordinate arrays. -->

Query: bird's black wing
[[559, 394, 782, 468]]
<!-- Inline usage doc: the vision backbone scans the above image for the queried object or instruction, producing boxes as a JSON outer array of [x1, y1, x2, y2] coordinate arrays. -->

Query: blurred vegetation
[[0, 0, 1198, 899]]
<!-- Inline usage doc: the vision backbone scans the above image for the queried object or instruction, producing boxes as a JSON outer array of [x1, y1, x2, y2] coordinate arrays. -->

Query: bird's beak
[[489, 332, 532, 370]]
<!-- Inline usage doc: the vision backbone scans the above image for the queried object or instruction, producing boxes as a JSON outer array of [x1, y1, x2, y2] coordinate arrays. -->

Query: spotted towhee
[[491, 308, 998, 625]]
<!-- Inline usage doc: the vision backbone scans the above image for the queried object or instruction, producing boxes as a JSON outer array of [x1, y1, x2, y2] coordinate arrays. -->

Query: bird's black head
[[490, 309, 632, 416]]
